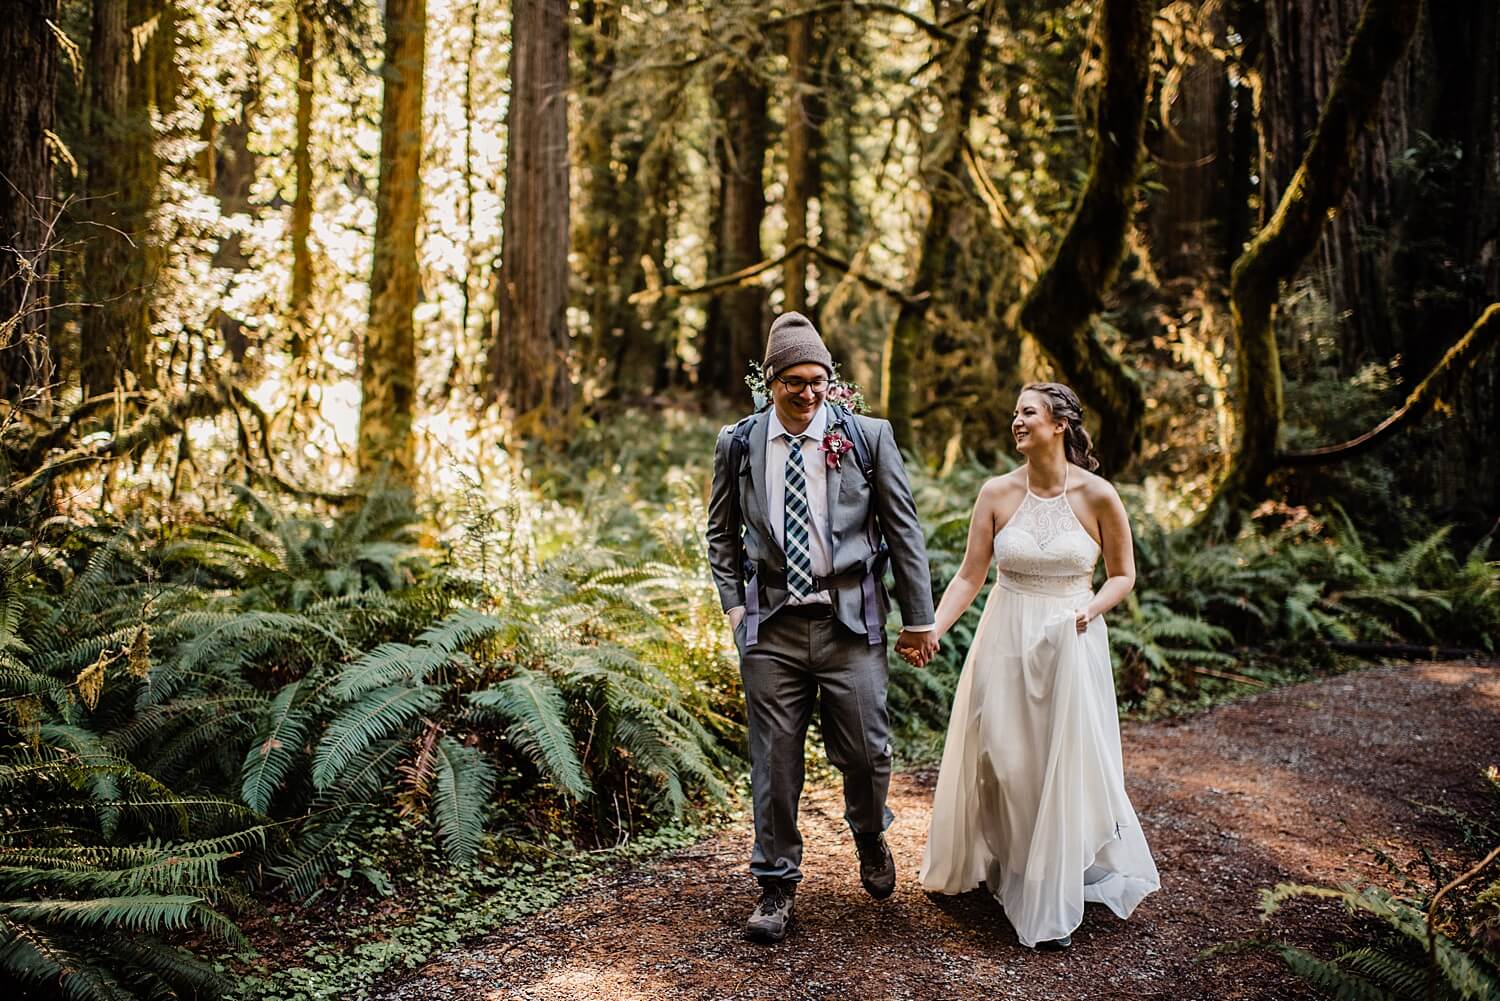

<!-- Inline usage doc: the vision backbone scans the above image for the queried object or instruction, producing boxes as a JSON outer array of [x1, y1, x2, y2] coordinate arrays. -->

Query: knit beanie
[[763, 311, 833, 378]]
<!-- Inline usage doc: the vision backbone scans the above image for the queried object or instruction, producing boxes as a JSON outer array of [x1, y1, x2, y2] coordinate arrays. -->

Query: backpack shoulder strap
[[834, 406, 877, 482]]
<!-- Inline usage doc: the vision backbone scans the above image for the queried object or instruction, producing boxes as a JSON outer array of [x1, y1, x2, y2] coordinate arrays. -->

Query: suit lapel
[[746, 410, 780, 560], [824, 413, 843, 537]]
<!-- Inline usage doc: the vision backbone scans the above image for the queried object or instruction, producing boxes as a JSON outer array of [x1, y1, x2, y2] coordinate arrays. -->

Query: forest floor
[[372, 661, 1499, 1001]]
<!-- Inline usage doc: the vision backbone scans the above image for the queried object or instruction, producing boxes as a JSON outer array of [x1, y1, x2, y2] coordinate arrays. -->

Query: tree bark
[[289, 2, 315, 353], [358, 0, 426, 485], [487, 0, 573, 421], [700, 21, 768, 400], [0, 0, 60, 408], [1196, 0, 1423, 533], [79, 0, 156, 398], [1014, 0, 1152, 475], [880, 0, 994, 450], [576, 0, 646, 400], [782, 12, 815, 315]]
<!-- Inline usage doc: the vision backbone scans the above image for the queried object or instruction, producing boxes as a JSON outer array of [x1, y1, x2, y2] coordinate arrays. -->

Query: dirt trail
[[376, 662, 1499, 1001]]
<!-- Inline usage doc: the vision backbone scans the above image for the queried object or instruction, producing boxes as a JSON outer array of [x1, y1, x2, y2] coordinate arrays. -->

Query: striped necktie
[[783, 434, 814, 599]]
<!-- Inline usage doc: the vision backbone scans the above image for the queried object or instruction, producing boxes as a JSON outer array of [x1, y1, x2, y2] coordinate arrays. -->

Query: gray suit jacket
[[706, 407, 936, 641]]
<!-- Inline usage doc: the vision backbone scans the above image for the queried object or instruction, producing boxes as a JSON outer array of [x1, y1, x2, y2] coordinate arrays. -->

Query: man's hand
[[727, 606, 746, 631], [895, 628, 939, 667]]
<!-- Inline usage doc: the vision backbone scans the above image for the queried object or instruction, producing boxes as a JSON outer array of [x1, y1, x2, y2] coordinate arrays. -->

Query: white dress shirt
[[767, 405, 834, 607]]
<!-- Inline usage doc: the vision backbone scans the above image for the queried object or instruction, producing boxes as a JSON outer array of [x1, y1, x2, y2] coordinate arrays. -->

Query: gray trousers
[[736, 607, 895, 886]]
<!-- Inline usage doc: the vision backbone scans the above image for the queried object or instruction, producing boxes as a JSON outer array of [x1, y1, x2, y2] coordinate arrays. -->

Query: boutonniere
[[820, 427, 855, 469]]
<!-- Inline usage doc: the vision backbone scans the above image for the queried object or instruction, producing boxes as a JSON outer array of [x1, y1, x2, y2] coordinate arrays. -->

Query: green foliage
[[1257, 767, 1500, 1001]]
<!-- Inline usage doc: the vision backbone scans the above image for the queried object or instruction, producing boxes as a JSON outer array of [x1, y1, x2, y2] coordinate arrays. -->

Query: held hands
[[895, 628, 940, 668]]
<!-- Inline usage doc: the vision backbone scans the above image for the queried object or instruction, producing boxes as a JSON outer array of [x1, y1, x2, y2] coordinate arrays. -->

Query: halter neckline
[[1024, 463, 1070, 501]]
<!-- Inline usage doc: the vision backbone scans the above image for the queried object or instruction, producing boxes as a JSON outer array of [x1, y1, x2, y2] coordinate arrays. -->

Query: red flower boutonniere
[[820, 428, 855, 470]]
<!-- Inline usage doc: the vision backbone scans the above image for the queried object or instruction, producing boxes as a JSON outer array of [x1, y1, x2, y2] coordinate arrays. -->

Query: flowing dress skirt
[[919, 576, 1160, 947]]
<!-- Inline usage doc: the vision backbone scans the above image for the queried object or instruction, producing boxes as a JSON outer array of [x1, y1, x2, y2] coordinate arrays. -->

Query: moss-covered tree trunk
[[880, 0, 993, 450], [1197, 0, 1423, 533], [0, 0, 59, 407], [289, 2, 315, 354], [1014, 0, 1152, 475], [358, 0, 426, 485], [701, 18, 768, 400], [487, 0, 573, 420]]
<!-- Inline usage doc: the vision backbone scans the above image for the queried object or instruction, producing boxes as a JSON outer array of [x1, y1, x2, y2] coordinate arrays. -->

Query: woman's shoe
[[1037, 934, 1072, 951]]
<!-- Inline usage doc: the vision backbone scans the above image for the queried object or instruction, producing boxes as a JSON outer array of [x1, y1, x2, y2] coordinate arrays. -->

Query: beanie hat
[[763, 311, 833, 378]]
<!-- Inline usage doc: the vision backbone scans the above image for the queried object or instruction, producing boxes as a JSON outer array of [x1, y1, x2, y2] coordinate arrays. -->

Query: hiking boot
[[745, 883, 795, 943], [854, 832, 896, 900]]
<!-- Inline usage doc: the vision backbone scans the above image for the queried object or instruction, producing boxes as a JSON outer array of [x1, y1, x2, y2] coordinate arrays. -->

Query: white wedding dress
[[919, 469, 1159, 947]]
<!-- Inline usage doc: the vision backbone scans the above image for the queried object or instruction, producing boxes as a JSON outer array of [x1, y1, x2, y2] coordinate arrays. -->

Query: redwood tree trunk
[[487, 0, 573, 419], [701, 32, 768, 400], [782, 12, 815, 315], [80, 0, 154, 398], [0, 0, 59, 406], [358, 0, 426, 484]]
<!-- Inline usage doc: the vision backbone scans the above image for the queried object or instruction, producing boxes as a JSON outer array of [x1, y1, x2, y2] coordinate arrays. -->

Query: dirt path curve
[[377, 662, 1499, 1001]]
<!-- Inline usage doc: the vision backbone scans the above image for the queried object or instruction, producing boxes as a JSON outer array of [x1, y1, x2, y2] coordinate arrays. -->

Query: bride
[[912, 382, 1159, 949]]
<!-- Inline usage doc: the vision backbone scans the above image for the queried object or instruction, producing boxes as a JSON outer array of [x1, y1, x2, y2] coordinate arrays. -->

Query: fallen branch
[[1192, 665, 1270, 688], [1278, 302, 1500, 467], [6, 381, 240, 496], [1325, 641, 1484, 662], [4, 379, 359, 505], [627, 239, 927, 307]]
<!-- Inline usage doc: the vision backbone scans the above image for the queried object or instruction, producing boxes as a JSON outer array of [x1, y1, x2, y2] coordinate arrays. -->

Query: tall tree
[[781, 10, 816, 315], [576, 0, 654, 399], [700, 10, 768, 400], [1014, 0, 1153, 475], [487, 0, 572, 419], [1196, 0, 1423, 533], [358, 0, 426, 484], [79, 0, 163, 398], [0, 0, 60, 406], [289, 0, 316, 352]]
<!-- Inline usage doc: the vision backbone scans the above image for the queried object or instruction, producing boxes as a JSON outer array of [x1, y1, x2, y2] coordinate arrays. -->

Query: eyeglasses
[[773, 375, 829, 393]]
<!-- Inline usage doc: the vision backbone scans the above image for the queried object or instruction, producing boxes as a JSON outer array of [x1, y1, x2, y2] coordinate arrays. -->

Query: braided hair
[[1021, 382, 1100, 472]]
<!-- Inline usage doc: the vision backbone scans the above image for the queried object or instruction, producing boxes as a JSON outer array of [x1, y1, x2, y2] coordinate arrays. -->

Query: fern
[[431, 734, 496, 865], [240, 679, 311, 813], [468, 671, 589, 800], [312, 684, 443, 789]]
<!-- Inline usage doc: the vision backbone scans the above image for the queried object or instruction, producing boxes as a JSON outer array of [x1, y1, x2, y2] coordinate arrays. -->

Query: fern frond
[[431, 734, 495, 865], [240, 680, 310, 813], [312, 685, 443, 790], [415, 608, 516, 653], [1, 895, 243, 942], [331, 642, 454, 698], [1270, 943, 1394, 1001], [468, 671, 588, 800], [0, 915, 137, 1001]]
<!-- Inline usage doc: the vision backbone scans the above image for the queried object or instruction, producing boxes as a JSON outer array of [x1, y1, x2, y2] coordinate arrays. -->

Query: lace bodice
[[993, 469, 1099, 597]]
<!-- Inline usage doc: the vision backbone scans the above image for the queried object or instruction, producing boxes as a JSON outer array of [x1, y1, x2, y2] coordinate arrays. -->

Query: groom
[[706, 311, 938, 943]]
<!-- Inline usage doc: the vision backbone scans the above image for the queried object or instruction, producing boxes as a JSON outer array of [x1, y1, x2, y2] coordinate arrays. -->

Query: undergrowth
[[1, 408, 1494, 998]]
